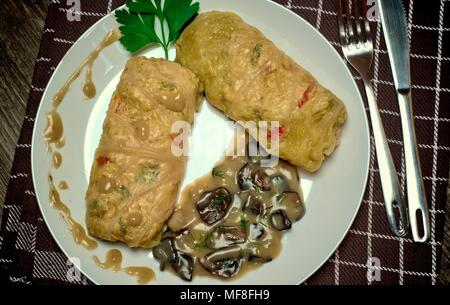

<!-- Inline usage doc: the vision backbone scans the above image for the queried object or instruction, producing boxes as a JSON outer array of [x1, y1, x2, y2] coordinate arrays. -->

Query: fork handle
[[397, 91, 430, 242], [363, 78, 409, 237]]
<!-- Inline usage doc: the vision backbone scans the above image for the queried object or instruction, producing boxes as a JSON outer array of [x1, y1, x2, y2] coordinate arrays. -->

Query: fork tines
[[338, 0, 372, 48]]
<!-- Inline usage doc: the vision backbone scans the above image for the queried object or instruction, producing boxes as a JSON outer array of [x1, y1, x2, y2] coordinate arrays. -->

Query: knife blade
[[378, 0, 430, 242], [378, 0, 410, 91]]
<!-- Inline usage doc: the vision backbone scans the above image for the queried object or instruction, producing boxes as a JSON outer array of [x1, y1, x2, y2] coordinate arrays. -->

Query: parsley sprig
[[115, 0, 199, 59]]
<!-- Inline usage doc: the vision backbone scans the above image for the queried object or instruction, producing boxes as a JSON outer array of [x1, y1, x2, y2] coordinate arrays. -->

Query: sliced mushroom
[[253, 169, 271, 191], [243, 194, 264, 215], [271, 175, 291, 194], [153, 238, 178, 271], [270, 210, 292, 231], [200, 246, 243, 278], [152, 237, 194, 281], [278, 191, 305, 222], [237, 163, 271, 192], [211, 226, 246, 248], [172, 251, 194, 282], [249, 223, 265, 240], [237, 163, 254, 191], [196, 188, 232, 225]]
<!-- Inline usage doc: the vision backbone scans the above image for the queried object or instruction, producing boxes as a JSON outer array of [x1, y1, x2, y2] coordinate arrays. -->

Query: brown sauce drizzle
[[53, 152, 62, 168], [93, 249, 155, 284], [58, 181, 69, 190], [48, 174, 97, 250], [43, 30, 120, 254], [44, 111, 64, 152], [44, 29, 120, 151]]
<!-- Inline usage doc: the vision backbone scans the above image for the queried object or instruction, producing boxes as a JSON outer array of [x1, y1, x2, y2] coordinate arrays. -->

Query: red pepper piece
[[298, 84, 315, 108], [268, 126, 287, 140], [96, 156, 111, 166]]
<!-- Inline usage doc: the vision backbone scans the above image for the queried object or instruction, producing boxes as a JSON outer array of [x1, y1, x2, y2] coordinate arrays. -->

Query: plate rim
[[31, 0, 371, 285]]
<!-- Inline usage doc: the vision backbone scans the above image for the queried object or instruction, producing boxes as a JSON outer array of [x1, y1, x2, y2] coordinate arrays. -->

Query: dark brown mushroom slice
[[270, 210, 292, 231], [237, 163, 271, 191], [211, 226, 246, 248], [243, 194, 264, 215], [196, 187, 232, 225], [200, 246, 243, 278], [152, 237, 178, 271], [172, 251, 194, 282], [237, 163, 254, 191], [271, 175, 291, 194], [252, 168, 271, 191], [278, 191, 305, 222], [249, 223, 266, 240]]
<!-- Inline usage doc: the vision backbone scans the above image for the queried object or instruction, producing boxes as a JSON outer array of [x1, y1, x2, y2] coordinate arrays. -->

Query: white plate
[[31, 0, 370, 285]]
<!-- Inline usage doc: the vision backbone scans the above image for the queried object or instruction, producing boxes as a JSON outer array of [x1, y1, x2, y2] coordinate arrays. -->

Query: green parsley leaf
[[127, 0, 156, 14], [164, 0, 200, 41], [115, 8, 161, 53], [115, 0, 199, 58]]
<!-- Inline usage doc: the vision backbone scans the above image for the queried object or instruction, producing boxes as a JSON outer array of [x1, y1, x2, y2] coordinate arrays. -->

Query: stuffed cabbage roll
[[176, 12, 347, 172], [86, 57, 201, 248]]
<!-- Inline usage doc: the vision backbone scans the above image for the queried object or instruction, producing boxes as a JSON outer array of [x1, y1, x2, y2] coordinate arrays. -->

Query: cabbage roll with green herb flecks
[[176, 12, 347, 172], [86, 57, 202, 248]]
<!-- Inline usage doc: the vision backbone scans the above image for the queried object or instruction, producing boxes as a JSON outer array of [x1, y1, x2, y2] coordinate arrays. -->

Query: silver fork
[[337, 0, 408, 236]]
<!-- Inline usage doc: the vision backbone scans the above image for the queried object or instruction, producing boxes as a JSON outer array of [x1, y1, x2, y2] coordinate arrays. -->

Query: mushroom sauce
[[154, 147, 305, 281], [93, 249, 155, 284]]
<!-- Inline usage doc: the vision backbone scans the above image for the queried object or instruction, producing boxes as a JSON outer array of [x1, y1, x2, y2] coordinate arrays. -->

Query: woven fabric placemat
[[0, 0, 449, 285]]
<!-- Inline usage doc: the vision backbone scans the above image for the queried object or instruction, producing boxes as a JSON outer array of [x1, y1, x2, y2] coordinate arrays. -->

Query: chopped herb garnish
[[89, 200, 106, 218], [136, 163, 159, 183], [248, 242, 262, 249], [193, 231, 213, 249], [212, 168, 224, 178], [211, 194, 230, 208], [115, 0, 200, 59], [116, 185, 130, 199], [240, 215, 249, 230], [276, 193, 287, 203], [254, 186, 262, 193], [250, 43, 262, 65]]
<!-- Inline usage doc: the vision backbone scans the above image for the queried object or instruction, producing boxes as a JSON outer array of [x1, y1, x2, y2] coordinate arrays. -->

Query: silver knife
[[378, 0, 430, 242]]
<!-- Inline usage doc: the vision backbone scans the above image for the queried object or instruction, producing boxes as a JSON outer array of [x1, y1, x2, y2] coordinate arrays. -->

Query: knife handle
[[398, 91, 430, 242], [363, 78, 408, 237]]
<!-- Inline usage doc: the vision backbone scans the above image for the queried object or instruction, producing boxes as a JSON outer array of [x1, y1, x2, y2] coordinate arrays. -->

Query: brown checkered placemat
[[1, 0, 449, 285]]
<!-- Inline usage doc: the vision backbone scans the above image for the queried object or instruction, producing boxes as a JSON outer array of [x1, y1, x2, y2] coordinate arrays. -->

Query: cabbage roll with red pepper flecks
[[176, 12, 347, 172], [85, 57, 202, 248]]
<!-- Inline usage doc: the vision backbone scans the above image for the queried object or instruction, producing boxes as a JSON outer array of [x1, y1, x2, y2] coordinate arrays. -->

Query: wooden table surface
[[0, 0, 449, 285]]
